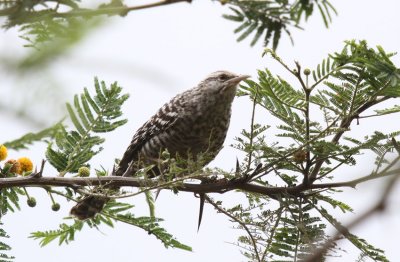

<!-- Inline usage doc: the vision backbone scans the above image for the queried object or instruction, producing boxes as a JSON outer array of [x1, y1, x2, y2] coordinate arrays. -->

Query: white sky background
[[1, 0, 400, 261]]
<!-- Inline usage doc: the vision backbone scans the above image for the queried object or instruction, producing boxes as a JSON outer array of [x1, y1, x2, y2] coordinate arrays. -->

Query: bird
[[70, 70, 250, 223]]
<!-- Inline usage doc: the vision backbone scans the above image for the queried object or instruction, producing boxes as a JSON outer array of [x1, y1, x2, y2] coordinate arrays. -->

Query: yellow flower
[[0, 145, 7, 161], [5, 159, 21, 174], [18, 157, 33, 174]]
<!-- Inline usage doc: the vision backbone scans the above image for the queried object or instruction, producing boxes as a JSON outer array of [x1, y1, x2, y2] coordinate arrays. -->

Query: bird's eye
[[218, 74, 230, 81]]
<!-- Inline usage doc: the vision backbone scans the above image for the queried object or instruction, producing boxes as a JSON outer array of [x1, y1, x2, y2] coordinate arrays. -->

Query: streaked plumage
[[71, 71, 249, 220]]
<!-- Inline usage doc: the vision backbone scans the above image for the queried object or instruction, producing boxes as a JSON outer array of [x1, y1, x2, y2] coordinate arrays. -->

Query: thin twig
[[261, 207, 283, 261], [204, 195, 262, 262], [249, 114, 342, 182], [77, 172, 205, 199], [305, 168, 400, 262], [308, 96, 391, 182], [246, 85, 259, 171], [0, 0, 192, 21]]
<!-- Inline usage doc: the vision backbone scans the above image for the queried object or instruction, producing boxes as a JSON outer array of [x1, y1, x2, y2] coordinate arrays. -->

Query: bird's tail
[[70, 196, 109, 220]]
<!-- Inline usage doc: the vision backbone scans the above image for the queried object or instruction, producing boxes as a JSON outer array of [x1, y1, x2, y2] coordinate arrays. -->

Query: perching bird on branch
[[70, 71, 250, 224]]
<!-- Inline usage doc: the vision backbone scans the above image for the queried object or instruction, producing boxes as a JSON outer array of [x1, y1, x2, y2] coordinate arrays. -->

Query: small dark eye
[[218, 74, 230, 81]]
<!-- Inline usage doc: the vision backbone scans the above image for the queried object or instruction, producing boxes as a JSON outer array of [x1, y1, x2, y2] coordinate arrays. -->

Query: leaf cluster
[[3, 123, 64, 151], [0, 188, 24, 217], [23, 79, 191, 252], [317, 206, 388, 262], [240, 41, 400, 180], [30, 200, 192, 251], [0, 0, 338, 52], [231, 40, 400, 260], [0, 223, 14, 262], [1, 39, 399, 261], [224, 0, 337, 48], [17, 16, 102, 68], [46, 78, 129, 174], [0, 0, 79, 28], [226, 196, 334, 261]]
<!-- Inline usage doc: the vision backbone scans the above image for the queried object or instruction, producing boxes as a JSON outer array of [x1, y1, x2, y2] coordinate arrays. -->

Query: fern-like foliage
[[224, 196, 335, 261], [0, 188, 24, 217], [0, 223, 14, 262], [223, 0, 337, 48], [240, 41, 400, 176], [28, 193, 129, 246], [3, 123, 64, 151], [29, 201, 123, 247], [375, 104, 400, 116], [0, 168, 24, 262], [0, 0, 106, 67], [230, 40, 400, 260], [30, 200, 192, 251], [30, 220, 86, 247], [18, 17, 102, 68], [268, 199, 330, 260], [101, 200, 191, 251], [317, 207, 388, 262], [1, 0, 337, 51], [46, 78, 129, 174], [1, 0, 79, 28]]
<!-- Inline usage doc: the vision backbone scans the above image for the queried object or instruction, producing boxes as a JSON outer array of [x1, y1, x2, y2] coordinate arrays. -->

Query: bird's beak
[[226, 74, 251, 86], [222, 74, 250, 93]]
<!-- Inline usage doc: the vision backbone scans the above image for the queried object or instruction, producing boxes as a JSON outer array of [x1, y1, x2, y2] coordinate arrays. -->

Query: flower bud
[[78, 166, 90, 177], [5, 159, 21, 174], [161, 150, 170, 159], [27, 197, 37, 207], [51, 203, 61, 211]]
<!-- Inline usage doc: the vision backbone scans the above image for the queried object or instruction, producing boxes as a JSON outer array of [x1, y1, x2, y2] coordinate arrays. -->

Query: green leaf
[[145, 191, 156, 218], [316, 2, 329, 28], [316, 195, 353, 213], [375, 105, 400, 115], [30, 220, 85, 247], [66, 103, 85, 135], [318, 207, 388, 262], [237, 22, 258, 42], [0, 223, 14, 261], [224, 0, 337, 48], [3, 123, 64, 151], [111, 212, 192, 251], [233, 40, 400, 261], [46, 78, 129, 173]]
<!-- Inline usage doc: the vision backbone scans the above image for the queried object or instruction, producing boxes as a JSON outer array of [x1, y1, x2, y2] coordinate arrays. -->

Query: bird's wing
[[114, 94, 184, 177]]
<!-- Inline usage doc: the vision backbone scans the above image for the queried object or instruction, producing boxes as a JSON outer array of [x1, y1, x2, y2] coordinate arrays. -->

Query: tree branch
[[204, 195, 262, 262], [308, 96, 391, 182], [0, 0, 192, 22], [305, 167, 400, 262], [1, 163, 399, 198], [0, 174, 299, 197]]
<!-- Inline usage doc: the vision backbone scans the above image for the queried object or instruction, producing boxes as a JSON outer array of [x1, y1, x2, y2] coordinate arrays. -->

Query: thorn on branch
[[29, 159, 45, 178], [295, 60, 301, 74], [38, 159, 45, 177], [392, 138, 400, 154], [235, 157, 240, 176], [196, 193, 205, 231], [240, 163, 263, 182]]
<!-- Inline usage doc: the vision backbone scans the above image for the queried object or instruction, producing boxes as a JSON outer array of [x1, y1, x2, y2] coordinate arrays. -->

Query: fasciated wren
[[70, 71, 250, 220]]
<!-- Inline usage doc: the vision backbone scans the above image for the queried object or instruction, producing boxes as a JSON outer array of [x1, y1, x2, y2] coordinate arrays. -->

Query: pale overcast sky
[[1, 1, 400, 261]]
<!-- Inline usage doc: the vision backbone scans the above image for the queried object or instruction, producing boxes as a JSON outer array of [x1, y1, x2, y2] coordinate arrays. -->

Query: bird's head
[[198, 71, 250, 98]]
